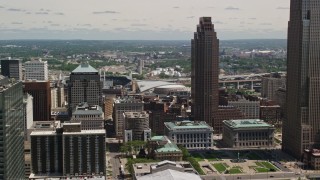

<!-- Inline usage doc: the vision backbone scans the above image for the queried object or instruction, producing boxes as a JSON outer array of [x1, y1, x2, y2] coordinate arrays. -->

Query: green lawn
[[254, 161, 278, 173], [191, 152, 205, 162], [228, 168, 242, 174], [212, 163, 229, 173], [255, 161, 278, 171], [254, 167, 270, 173]]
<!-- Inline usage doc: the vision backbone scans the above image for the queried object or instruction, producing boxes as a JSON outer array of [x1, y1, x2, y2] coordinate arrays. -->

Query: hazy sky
[[0, 0, 290, 40]]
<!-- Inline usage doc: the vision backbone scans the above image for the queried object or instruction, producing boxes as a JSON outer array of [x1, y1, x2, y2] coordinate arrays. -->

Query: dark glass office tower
[[0, 77, 25, 179], [283, 0, 320, 159], [191, 17, 219, 125], [0, 58, 22, 80], [68, 63, 101, 115]]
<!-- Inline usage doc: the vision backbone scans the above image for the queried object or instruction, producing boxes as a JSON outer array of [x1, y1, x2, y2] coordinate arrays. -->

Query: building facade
[[222, 119, 275, 148], [113, 97, 144, 138], [68, 63, 102, 114], [62, 123, 106, 177], [30, 130, 63, 174], [228, 99, 260, 119], [283, 0, 320, 158], [191, 17, 219, 126], [0, 58, 23, 80], [71, 102, 104, 130], [23, 81, 51, 121], [24, 93, 34, 141], [123, 111, 151, 142], [0, 77, 25, 179], [164, 121, 214, 149], [30, 122, 106, 178], [147, 136, 182, 162], [261, 77, 286, 101], [25, 59, 48, 81]]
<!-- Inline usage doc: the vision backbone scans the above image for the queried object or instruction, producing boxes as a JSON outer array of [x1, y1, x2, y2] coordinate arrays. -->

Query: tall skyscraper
[[0, 58, 23, 80], [68, 63, 101, 114], [283, 0, 320, 158], [0, 76, 25, 179], [191, 17, 219, 125], [23, 81, 51, 121], [25, 59, 48, 81]]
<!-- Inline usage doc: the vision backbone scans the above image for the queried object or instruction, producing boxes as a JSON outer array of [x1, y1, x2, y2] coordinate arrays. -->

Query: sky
[[0, 0, 290, 40]]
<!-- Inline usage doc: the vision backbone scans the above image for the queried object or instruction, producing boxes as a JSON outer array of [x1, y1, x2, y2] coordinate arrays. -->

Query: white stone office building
[[113, 97, 144, 138], [261, 77, 286, 101], [228, 99, 260, 119], [222, 119, 275, 148], [25, 58, 48, 81], [71, 102, 104, 130], [164, 121, 214, 149], [123, 111, 151, 142]]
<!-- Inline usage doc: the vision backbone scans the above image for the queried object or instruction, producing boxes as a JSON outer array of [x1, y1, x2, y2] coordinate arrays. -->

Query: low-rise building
[[164, 121, 214, 149], [71, 102, 104, 130], [304, 149, 320, 170], [260, 105, 282, 124], [222, 119, 275, 148], [228, 99, 260, 119], [123, 111, 151, 142], [132, 160, 197, 180], [147, 136, 182, 161]]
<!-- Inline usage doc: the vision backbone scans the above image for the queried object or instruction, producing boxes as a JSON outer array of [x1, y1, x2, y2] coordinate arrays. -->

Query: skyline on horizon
[[0, 0, 290, 40]]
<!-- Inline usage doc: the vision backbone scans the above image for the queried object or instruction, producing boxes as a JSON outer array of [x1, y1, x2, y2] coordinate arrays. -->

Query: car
[[270, 175, 274, 178]]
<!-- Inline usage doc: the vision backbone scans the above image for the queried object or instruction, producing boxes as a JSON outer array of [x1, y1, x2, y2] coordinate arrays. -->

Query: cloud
[[11, 22, 23, 25], [260, 23, 272, 25], [25, 12, 32, 14], [186, 16, 194, 19], [277, 7, 289, 10], [51, 24, 60, 27], [77, 24, 91, 27], [173, 6, 179, 9], [93, 10, 119, 14], [249, 18, 256, 20], [40, 8, 51, 12], [214, 21, 224, 24], [36, 12, 49, 15], [7, 8, 24, 12], [54, 12, 64, 15], [0, 6, 4, 8], [225, 6, 239, 10], [131, 23, 147, 27]]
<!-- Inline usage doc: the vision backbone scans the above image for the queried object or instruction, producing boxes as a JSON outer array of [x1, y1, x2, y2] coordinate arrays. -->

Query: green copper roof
[[150, 136, 166, 141], [223, 119, 274, 129], [72, 63, 98, 73], [165, 120, 211, 130], [150, 136, 181, 153]]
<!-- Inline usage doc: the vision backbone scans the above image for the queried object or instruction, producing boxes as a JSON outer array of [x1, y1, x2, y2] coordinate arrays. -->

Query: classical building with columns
[[222, 119, 275, 148], [164, 121, 214, 149]]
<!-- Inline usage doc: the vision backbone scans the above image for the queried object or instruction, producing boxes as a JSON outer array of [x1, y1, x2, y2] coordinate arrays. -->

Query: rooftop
[[72, 102, 103, 115], [165, 120, 212, 130], [223, 119, 274, 129], [124, 111, 148, 119], [137, 169, 201, 180], [151, 136, 181, 153], [72, 63, 98, 73], [63, 129, 105, 135]]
